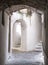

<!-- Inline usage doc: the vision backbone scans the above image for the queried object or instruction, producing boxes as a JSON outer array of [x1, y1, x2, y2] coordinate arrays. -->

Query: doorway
[[12, 22, 21, 50]]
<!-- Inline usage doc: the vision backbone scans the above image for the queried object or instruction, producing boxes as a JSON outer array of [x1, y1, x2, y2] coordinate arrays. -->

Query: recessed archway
[[12, 19, 27, 53], [1, 4, 45, 65]]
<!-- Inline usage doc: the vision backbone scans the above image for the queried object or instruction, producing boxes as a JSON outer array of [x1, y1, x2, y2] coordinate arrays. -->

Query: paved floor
[[6, 43, 44, 65]]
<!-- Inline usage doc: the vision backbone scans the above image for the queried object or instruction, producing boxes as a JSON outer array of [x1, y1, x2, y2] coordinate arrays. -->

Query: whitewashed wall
[[27, 12, 42, 51], [0, 11, 9, 65], [4, 12, 9, 63], [11, 11, 42, 51]]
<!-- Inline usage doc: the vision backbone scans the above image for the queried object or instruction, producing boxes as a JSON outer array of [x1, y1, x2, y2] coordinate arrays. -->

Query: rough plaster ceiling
[[0, 0, 47, 11], [5, 5, 30, 15]]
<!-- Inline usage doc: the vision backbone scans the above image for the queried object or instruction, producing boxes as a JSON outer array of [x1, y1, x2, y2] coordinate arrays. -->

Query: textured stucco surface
[[0, 0, 48, 65]]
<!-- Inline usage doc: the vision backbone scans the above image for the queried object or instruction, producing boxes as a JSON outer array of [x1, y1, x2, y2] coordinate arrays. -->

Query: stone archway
[[11, 19, 27, 52], [0, 4, 46, 65], [6, 6, 45, 64]]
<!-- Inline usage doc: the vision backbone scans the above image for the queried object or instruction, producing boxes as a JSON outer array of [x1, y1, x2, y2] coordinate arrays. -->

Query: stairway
[[34, 42, 43, 52]]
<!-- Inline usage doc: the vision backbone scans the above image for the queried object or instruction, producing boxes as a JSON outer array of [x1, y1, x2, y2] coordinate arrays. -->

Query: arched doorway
[[1, 5, 45, 65], [12, 19, 27, 53]]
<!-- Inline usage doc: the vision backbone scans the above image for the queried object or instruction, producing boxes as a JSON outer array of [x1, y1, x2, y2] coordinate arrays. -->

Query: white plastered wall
[[0, 11, 9, 65], [11, 12, 27, 51], [11, 11, 42, 51], [27, 12, 42, 51], [4, 12, 9, 62]]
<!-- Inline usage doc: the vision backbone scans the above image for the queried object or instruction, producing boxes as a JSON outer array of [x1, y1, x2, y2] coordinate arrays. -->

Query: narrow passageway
[[4, 5, 45, 65], [0, 0, 47, 64]]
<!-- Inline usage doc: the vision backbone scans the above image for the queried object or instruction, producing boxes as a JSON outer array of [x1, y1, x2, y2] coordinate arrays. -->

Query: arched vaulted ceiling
[[0, 0, 47, 11]]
